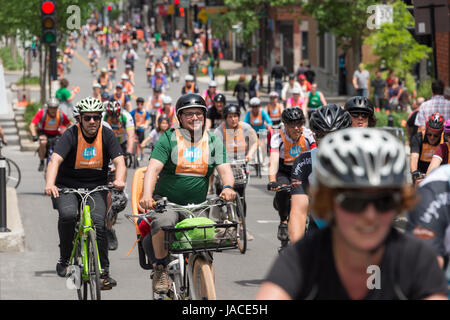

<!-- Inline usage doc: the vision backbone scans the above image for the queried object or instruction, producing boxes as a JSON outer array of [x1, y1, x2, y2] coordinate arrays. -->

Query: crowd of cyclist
[[35, 20, 450, 300]]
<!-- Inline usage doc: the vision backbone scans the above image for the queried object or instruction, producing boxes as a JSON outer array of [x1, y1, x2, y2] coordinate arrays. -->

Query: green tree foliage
[[364, 1, 432, 79]]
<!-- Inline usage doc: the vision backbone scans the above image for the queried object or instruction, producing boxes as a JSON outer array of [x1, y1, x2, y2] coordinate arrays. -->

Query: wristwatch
[[222, 185, 234, 191]]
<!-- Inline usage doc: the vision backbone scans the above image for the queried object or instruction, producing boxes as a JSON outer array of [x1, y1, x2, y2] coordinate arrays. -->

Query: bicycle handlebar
[[58, 184, 114, 195]]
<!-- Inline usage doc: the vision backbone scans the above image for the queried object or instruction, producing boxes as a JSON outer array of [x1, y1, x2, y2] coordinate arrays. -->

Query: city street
[[0, 39, 282, 300]]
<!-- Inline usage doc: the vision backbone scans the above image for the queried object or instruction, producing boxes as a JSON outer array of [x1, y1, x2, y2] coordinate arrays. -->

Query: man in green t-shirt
[[139, 94, 236, 294], [55, 78, 77, 119]]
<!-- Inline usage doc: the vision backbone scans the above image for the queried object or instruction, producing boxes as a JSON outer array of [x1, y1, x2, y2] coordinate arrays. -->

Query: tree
[[364, 1, 432, 80], [302, 0, 382, 71]]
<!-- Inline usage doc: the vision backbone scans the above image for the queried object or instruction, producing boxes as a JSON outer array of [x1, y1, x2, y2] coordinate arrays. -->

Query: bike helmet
[[213, 93, 226, 104], [223, 104, 241, 118], [77, 97, 105, 113], [209, 80, 217, 87], [426, 112, 445, 132], [104, 100, 122, 116], [162, 96, 172, 105], [281, 107, 305, 123], [269, 91, 279, 98], [249, 97, 261, 107], [344, 96, 374, 115], [185, 74, 194, 81], [309, 104, 352, 135], [46, 97, 59, 108], [72, 104, 80, 118], [111, 190, 128, 213], [175, 93, 207, 117], [136, 97, 145, 103], [444, 119, 450, 133], [314, 128, 407, 188]]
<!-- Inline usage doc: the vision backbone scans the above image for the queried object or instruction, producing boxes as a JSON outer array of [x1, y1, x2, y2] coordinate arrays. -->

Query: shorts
[[148, 195, 189, 236], [136, 130, 145, 143]]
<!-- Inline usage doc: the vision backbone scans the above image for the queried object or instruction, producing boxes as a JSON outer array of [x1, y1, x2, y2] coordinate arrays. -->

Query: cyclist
[[108, 55, 117, 80], [122, 64, 136, 87], [139, 94, 236, 294], [426, 120, 450, 175], [147, 85, 164, 128], [344, 96, 377, 128], [30, 98, 71, 171], [92, 83, 102, 100], [267, 107, 315, 249], [111, 83, 132, 112], [214, 103, 258, 216], [141, 116, 171, 150], [103, 100, 136, 157], [289, 104, 352, 242], [87, 45, 100, 72], [130, 97, 150, 161], [281, 74, 302, 104], [407, 164, 450, 270], [286, 88, 305, 109], [243, 97, 273, 166], [97, 68, 112, 92], [257, 128, 448, 300], [181, 74, 199, 94], [156, 96, 178, 127], [203, 80, 217, 108], [304, 83, 327, 119], [267, 91, 284, 128], [205, 93, 226, 131], [151, 68, 169, 91], [410, 112, 445, 185], [119, 74, 134, 96], [44, 97, 126, 289]]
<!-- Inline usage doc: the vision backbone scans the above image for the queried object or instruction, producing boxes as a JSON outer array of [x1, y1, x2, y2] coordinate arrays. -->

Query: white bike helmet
[[72, 104, 80, 118], [249, 97, 261, 107], [76, 97, 105, 113], [162, 96, 172, 105], [314, 128, 407, 188]]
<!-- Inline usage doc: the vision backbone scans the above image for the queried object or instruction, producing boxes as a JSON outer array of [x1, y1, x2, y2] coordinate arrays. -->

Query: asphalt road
[[0, 38, 282, 300]]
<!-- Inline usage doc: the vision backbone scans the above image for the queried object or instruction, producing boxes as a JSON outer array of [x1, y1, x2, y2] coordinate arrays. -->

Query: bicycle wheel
[[72, 239, 85, 300], [6, 158, 21, 188], [191, 257, 216, 300], [233, 195, 247, 254], [255, 146, 262, 178], [84, 229, 102, 300]]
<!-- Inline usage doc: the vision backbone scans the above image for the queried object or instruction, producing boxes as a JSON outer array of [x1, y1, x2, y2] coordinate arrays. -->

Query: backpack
[[38, 108, 63, 131]]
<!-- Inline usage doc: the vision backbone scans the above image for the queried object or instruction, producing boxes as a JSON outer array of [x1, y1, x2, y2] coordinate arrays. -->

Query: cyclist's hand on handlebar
[[219, 187, 236, 202], [267, 181, 281, 191], [139, 196, 157, 212], [112, 179, 125, 190], [45, 184, 59, 198]]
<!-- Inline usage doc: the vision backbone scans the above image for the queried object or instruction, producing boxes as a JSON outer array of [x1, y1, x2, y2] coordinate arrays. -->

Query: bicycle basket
[[162, 218, 238, 254], [230, 164, 248, 186]]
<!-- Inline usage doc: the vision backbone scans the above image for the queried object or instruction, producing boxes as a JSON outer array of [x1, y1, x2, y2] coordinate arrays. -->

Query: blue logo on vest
[[83, 147, 97, 160], [184, 147, 202, 162], [48, 120, 56, 125], [289, 145, 302, 157]]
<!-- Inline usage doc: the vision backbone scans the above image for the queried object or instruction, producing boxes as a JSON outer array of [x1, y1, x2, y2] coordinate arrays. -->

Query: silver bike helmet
[[314, 128, 407, 188]]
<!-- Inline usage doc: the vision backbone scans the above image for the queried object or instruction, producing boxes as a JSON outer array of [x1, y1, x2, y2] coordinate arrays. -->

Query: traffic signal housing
[[41, 0, 57, 45]]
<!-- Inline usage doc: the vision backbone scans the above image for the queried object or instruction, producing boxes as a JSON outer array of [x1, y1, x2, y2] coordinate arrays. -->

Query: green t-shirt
[[151, 128, 227, 205], [56, 87, 71, 102]]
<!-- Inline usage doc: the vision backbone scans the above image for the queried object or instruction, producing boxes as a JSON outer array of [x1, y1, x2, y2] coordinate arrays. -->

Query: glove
[[267, 181, 281, 191], [32, 136, 38, 142], [411, 171, 424, 182]]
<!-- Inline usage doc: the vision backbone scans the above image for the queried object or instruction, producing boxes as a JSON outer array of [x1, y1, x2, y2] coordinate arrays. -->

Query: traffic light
[[406, 4, 432, 46], [41, 0, 57, 45], [179, 7, 185, 17]]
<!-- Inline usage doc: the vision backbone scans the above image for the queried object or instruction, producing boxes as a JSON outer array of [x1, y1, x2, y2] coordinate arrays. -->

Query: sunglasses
[[286, 122, 304, 128], [350, 112, 369, 119], [335, 192, 402, 213], [426, 133, 440, 138], [82, 115, 102, 122]]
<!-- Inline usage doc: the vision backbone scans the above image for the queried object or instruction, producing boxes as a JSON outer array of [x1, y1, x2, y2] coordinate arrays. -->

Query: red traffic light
[[41, 1, 55, 14], [107, 5, 112, 11], [174, 0, 180, 5], [179, 7, 185, 17]]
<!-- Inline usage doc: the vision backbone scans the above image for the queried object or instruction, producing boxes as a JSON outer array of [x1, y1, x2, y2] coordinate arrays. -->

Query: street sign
[[198, 9, 208, 23]]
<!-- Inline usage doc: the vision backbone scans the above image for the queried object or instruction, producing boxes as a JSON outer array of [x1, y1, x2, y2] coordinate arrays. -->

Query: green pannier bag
[[173, 217, 216, 250]]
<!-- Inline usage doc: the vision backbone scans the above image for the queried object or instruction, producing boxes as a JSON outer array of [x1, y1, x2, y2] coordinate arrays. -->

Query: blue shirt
[[170, 50, 182, 63], [151, 75, 168, 88], [243, 109, 273, 132], [130, 109, 150, 131]]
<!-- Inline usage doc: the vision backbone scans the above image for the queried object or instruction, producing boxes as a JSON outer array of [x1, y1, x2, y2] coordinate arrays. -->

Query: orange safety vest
[[267, 103, 282, 121], [420, 131, 443, 162], [175, 129, 209, 177], [222, 122, 246, 158], [250, 111, 262, 127], [280, 130, 307, 165], [158, 107, 175, 122], [288, 97, 304, 108], [43, 110, 61, 132], [74, 123, 103, 169], [134, 110, 147, 127], [446, 143, 450, 164], [107, 117, 125, 137], [99, 75, 109, 87], [150, 97, 163, 110]]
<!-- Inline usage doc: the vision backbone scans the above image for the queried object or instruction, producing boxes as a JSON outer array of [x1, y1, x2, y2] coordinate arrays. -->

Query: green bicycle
[[62, 185, 113, 300]]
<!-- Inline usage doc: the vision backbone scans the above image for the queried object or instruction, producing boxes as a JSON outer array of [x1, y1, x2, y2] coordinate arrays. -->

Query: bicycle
[[43, 136, 60, 178], [214, 159, 248, 253], [269, 184, 291, 253], [63, 185, 114, 300], [125, 168, 243, 300], [0, 142, 21, 188]]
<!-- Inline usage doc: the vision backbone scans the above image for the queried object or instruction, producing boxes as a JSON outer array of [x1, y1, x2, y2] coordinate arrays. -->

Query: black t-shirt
[[407, 110, 419, 138], [291, 151, 313, 195], [265, 226, 448, 300], [410, 132, 440, 174], [206, 106, 223, 129], [54, 125, 123, 189], [271, 65, 287, 80]]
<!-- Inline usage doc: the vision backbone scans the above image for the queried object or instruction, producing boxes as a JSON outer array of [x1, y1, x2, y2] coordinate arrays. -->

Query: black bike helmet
[[344, 96, 374, 115], [281, 107, 305, 123], [136, 97, 145, 103], [223, 104, 240, 118], [310, 104, 352, 135], [175, 93, 207, 119], [213, 93, 226, 104]]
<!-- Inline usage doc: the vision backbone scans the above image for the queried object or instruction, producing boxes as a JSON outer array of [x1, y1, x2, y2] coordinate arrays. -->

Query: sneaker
[[152, 264, 169, 294], [277, 223, 289, 242], [106, 228, 118, 251], [56, 257, 69, 277], [100, 272, 117, 290], [38, 161, 45, 172], [246, 230, 255, 241]]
